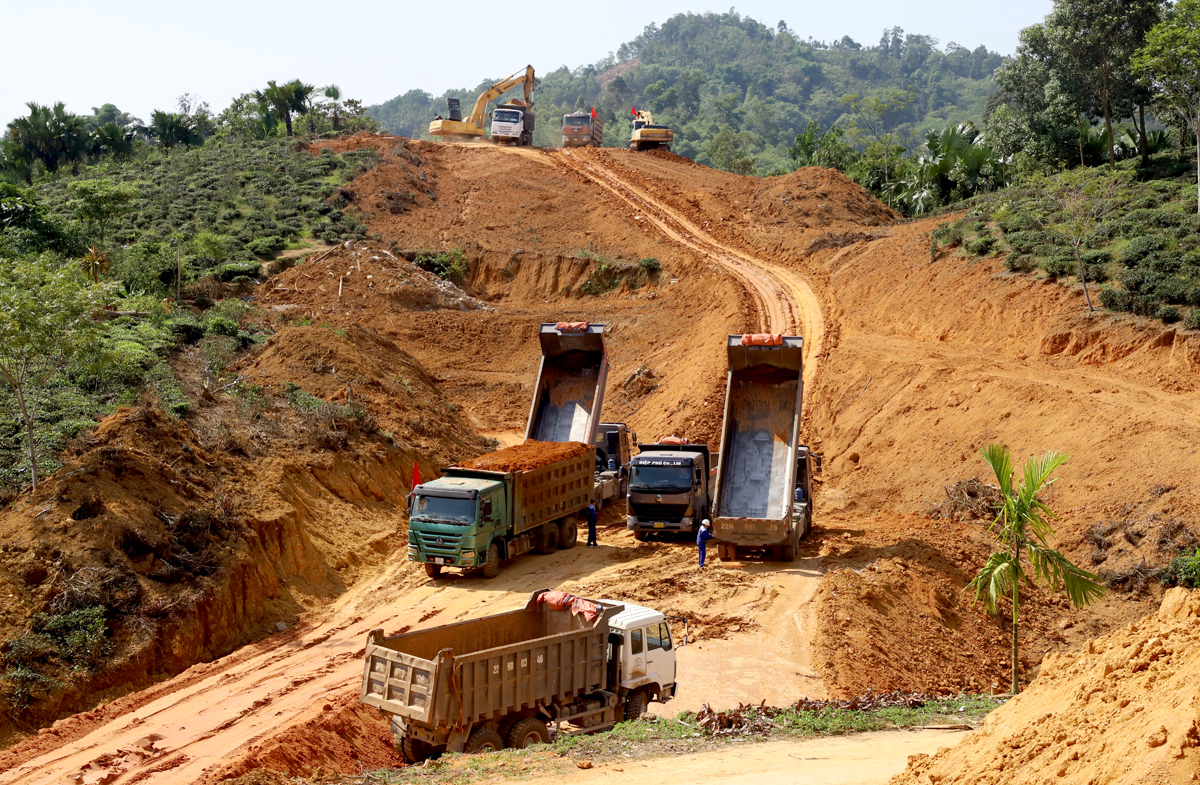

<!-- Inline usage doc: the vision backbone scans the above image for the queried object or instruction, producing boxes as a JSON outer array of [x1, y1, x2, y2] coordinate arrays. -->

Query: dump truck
[[430, 65, 535, 142], [592, 422, 634, 507], [711, 334, 812, 562], [562, 111, 603, 147], [408, 323, 609, 577], [629, 109, 673, 152], [491, 100, 535, 146], [361, 589, 680, 761], [626, 440, 714, 540]]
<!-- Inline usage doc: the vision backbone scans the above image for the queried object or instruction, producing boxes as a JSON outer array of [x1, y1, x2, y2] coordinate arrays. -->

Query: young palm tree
[[324, 84, 343, 131], [969, 443, 1105, 693]]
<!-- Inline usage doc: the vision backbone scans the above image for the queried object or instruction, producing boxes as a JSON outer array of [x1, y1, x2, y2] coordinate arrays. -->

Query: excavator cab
[[446, 98, 462, 122]]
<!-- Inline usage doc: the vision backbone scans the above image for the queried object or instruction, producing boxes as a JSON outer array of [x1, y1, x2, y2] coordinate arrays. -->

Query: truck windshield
[[564, 116, 590, 127], [411, 495, 476, 525], [630, 465, 693, 493], [494, 110, 521, 124]]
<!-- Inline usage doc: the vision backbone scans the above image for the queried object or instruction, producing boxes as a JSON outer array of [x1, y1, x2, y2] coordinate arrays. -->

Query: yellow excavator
[[629, 109, 673, 152], [429, 66, 536, 144]]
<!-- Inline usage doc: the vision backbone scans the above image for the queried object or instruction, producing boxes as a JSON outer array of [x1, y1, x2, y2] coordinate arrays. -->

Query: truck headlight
[[461, 550, 476, 562]]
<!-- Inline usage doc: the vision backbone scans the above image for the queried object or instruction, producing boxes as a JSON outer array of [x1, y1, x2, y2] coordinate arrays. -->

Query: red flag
[[411, 461, 421, 492], [631, 106, 637, 117], [590, 106, 597, 120]]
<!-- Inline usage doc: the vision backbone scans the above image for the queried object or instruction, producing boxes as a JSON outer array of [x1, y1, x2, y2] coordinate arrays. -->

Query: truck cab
[[491, 101, 535, 146], [408, 475, 506, 576], [593, 422, 634, 507], [626, 443, 712, 539], [606, 601, 678, 705], [562, 111, 603, 147]]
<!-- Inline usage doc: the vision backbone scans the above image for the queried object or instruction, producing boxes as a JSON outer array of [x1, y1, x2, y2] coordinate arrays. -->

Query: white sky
[[2, 0, 1053, 127]]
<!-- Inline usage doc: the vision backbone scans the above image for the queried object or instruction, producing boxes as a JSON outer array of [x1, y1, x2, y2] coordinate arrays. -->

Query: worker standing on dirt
[[586, 502, 598, 547], [697, 519, 714, 567]]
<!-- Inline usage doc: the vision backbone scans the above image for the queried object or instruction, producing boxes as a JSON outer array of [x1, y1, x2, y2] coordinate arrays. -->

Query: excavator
[[629, 109, 673, 152], [429, 65, 536, 145]]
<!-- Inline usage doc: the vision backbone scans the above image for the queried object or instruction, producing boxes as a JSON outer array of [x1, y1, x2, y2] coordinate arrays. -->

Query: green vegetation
[[969, 444, 1105, 694], [580, 254, 663, 295], [415, 248, 470, 283], [330, 696, 1004, 785], [1161, 548, 1200, 588]]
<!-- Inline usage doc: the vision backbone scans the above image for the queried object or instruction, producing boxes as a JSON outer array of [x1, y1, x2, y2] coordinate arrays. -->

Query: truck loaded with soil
[[1, 129, 1199, 785]]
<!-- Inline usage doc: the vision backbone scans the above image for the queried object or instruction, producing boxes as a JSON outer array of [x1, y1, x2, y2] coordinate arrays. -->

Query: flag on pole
[[590, 106, 597, 120], [631, 106, 637, 117], [411, 461, 421, 492]]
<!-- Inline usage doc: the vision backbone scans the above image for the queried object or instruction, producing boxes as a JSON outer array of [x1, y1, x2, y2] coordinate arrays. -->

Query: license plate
[[432, 557, 446, 565], [653, 522, 665, 529]]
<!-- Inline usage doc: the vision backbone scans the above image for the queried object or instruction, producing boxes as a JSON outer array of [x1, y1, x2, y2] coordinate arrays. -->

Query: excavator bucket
[[526, 323, 608, 445]]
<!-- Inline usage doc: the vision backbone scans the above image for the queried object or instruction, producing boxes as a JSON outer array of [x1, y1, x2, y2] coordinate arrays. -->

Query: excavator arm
[[430, 65, 535, 140]]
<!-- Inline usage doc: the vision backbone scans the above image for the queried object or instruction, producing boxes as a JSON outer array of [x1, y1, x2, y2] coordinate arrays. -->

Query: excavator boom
[[430, 65, 535, 140]]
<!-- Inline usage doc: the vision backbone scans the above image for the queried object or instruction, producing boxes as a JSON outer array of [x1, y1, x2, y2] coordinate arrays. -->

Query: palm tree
[[92, 122, 135, 159], [82, 245, 110, 283], [147, 111, 200, 152], [899, 122, 1006, 214], [254, 80, 315, 137], [969, 444, 1105, 694], [324, 84, 343, 131], [6, 102, 90, 175]]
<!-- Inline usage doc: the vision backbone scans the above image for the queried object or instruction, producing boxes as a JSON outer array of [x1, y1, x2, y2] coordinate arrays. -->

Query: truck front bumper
[[409, 547, 477, 568], [626, 516, 693, 532]]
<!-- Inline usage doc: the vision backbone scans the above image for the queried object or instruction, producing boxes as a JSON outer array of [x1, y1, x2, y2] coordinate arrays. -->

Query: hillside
[[367, 11, 1003, 172]]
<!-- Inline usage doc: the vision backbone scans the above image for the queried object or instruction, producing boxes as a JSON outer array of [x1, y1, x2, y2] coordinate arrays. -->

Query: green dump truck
[[408, 323, 608, 578]]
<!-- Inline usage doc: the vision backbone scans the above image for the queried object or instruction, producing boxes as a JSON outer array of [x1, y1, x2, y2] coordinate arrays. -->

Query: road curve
[[554, 148, 825, 385]]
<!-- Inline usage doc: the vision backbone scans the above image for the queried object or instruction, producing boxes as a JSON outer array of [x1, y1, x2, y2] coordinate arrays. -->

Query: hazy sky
[[2, 0, 1053, 127]]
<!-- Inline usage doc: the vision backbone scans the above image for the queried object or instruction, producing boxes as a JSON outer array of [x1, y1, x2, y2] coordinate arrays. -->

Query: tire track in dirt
[[552, 148, 825, 386]]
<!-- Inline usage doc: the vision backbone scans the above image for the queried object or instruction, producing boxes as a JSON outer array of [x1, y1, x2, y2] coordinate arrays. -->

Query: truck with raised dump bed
[[361, 589, 680, 761], [626, 438, 714, 540], [562, 110, 603, 147], [408, 323, 608, 577], [711, 334, 814, 562]]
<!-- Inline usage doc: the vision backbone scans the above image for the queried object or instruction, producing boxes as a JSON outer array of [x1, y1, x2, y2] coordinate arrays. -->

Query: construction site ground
[[1, 133, 1199, 784]]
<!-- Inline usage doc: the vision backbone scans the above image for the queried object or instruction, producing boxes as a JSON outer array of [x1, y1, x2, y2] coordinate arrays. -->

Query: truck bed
[[361, 591, 618, 730], [717, 364, 800, 519], [527, 324, 608, 444]]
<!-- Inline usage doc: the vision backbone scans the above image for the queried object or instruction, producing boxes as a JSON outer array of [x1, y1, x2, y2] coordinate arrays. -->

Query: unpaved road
[[523, 730, 968, 785]]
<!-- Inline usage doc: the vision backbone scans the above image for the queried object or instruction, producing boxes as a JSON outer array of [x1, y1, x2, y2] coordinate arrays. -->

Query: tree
[[1135, 0, 1200, 214], [254, 80, 315, 137], [1032, 168, 1131, 310], [92, 123, 135, 159], [898, 122, 1006, 214], [146, 110, 201, 151], [705, 129, 758, 174], [0, 255, 111, 491], [1047, 0, 1163, 168], [324, 84, 344, 131], [5, 102, 90, 176], [840, 88, 915, 187], [969, 444, 1105, 694], [67, 179, 138, 247]]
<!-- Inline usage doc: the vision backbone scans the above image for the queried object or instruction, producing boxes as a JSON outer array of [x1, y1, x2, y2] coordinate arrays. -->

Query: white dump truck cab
[[491, 101, 535, 146], [606, 601, 678, 705]]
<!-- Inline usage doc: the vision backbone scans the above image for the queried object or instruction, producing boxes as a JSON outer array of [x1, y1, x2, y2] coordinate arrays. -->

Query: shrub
[[638, 257, 662, 273], [1185, 308, 1200, 330], [213, 261, 260, 282], [1044, 255, 1076, 278], [932, 222, 965, 248], [965, 234, 998, 256], [415, 248, 469, 283], [1099, 285, 1131, 311], [1160, 548, 1200, 588], [1155, 305, 1181, 323], [1005, 254, 1039, 273], [246, 236, 285, 256], [1123, 207, 1183, 229], [1119, 235, 1168, 267]]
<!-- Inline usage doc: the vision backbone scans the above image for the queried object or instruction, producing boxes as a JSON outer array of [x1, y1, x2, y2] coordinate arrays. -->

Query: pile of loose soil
[[458, 439, 591, 472], [892, 587, 1200, 785]]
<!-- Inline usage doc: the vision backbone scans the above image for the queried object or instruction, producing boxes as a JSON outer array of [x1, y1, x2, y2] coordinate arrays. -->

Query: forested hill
[[367, 11, 1005, 172]]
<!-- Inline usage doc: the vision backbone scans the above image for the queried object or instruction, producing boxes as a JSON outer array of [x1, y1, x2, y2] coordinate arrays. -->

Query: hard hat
[[701, 519, 711, 527]]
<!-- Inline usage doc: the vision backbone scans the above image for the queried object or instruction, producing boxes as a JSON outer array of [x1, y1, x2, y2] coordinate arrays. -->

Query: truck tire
[[558, 517, 578, 549], [624, 689, 649, 721], [536, 523, 559, 555], [463, 726, 503, 753], [397, 733, 437, 763], [783, 529, 798, 562], [424, 563, 442, 578], [506, 717, 550, 749], [633, 530, 647, 542], [482, 543, 500, 579]]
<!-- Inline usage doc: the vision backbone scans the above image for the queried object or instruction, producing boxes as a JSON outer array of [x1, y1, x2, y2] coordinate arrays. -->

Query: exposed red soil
[[458, 439, 591, 472]]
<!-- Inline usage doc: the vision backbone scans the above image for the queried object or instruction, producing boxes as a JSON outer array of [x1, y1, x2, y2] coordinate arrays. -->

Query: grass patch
[[1161, 548, 1200, 589]]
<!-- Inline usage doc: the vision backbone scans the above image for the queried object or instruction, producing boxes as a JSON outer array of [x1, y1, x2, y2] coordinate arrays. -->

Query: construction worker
[[585, 502, 598, 547], [696, 519, 713, 567]]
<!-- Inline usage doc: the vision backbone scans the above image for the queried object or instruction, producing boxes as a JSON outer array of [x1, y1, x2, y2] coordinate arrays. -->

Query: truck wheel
[[783, 530, 798, 562], [633, 530, 647, 542], [558, 517, 578, 549], [624, 689, 649, 721], [482, 543, 500, 579], [424, 563, 442, 579], [397, 733, 437, 763], [506, 717, 550, 749], [464, 727, 503, 754], [536, 523, 559, 555]]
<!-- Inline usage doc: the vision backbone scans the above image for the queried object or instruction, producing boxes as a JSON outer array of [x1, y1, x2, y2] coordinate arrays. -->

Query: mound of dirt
[[459, 439, 591, 472], [238, 324, 488, 465], [892, 587, 1200, 785], [261, 241, 491, 319]]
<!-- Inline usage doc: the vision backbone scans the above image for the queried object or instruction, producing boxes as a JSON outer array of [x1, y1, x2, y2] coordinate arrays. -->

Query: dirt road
[[523, 730, 968, 785]]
